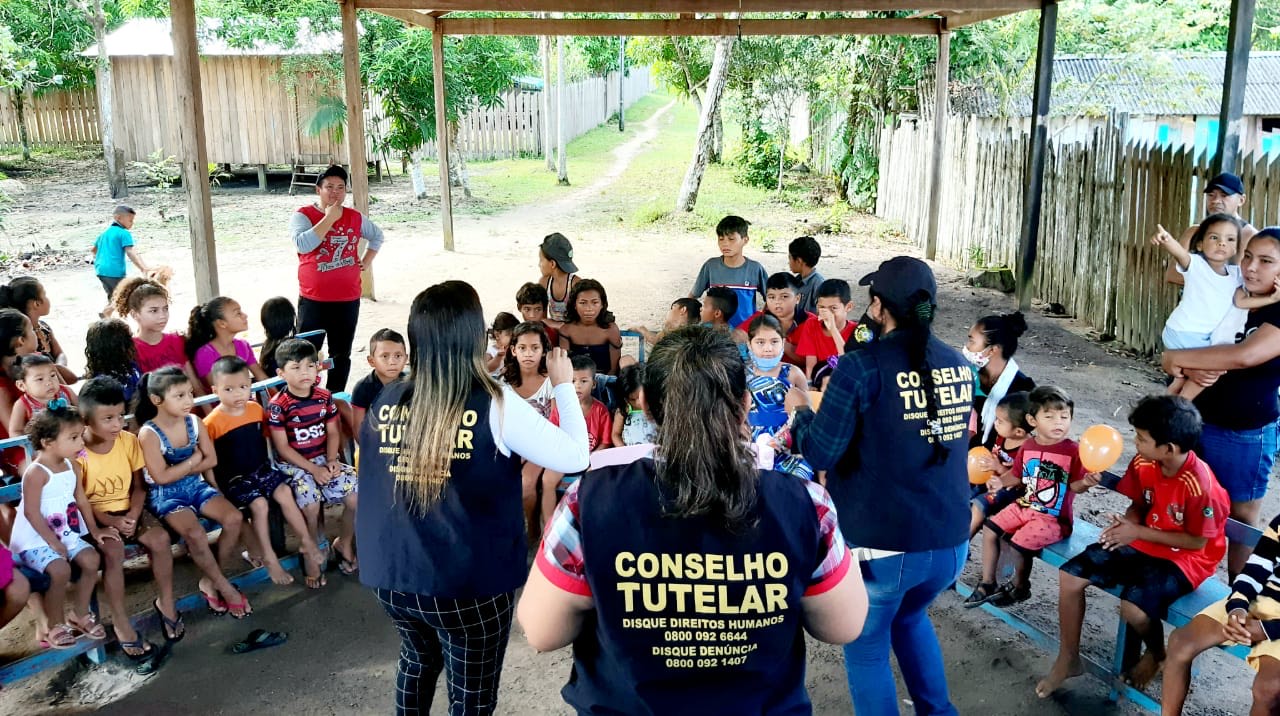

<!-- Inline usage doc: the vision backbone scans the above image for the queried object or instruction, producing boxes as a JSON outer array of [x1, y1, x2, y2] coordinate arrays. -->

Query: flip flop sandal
[[68, 612, 107, 641], [332, 537, 358, 576], [226, 591, 252, 620], [118, 636, 156, 667], [304, 573, 327, 589], [201, 588, 229, 616], [232, 629, 288, 654], [42, 624, 78, 650], [154, 599, 185, 643]]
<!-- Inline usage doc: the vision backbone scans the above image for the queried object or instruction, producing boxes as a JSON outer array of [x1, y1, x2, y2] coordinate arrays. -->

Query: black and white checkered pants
[[374, 589, 515, 716]]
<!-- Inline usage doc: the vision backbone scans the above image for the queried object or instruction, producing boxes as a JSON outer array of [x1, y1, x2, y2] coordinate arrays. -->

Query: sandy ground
[[0, 101, 1265, 713]]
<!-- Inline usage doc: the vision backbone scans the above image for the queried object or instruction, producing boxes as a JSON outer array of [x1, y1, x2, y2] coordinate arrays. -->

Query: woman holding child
[[1162, 226, 1280, 578], [357, 280, 590, 716], [288, 165, 385, 392], [790, 256, 975, 715]]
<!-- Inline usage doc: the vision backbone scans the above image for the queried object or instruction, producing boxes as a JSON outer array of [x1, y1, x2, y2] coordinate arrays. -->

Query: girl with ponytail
[[965, 310, 1035, 447], [0, 277, 77, 384], [185, 297, 267, 389], [791, 256, 975, 715]]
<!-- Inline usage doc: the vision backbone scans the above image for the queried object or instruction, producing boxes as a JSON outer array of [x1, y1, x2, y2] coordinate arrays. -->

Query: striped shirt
[[267, 386, 338, 461], [1228, 512, 1280, 639]]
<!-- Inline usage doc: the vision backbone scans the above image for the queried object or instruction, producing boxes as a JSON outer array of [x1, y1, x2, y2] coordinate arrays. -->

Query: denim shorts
[[1162, 326, 1213, 350], [16, 539, 92, 573], [147, 474, 221, 518], [1199, 421, 1278, 503]]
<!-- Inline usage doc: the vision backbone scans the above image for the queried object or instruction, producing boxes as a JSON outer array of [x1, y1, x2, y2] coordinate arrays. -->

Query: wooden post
[[256, 164, 267, 192], [432, 18, 455, 251], [1214, 0, 1255, 174], [341, 0, 375, 298], [1016, 0, 1057, 311], [924, 27, 949, 261], [169, 0, 218, 302], [556, 36, 569, 185], [617, 37, 626, 132]]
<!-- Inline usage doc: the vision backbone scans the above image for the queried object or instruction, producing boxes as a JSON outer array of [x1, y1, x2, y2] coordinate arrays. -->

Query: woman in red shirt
[[287, 165, 385, 391]]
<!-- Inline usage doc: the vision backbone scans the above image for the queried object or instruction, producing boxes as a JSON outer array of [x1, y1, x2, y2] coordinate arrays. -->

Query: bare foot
[[266, 561, 294, 586], [1124, 651, 1164, 689], [1036, 657, 1083, 698], [303, 544, 325, 572]]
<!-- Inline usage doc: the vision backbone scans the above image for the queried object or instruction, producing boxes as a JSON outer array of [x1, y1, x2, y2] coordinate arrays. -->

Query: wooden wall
[[877, 113, 1280, 356], [0, 88, 100, 149]]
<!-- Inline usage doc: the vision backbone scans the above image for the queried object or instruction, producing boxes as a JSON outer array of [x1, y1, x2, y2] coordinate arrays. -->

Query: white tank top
[[8, 459, 83, 554], [545, 273, 576, 323]]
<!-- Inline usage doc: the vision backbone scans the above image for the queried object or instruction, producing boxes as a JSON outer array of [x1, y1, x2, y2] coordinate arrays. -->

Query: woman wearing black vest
[[358, 280, 590, 715], [518, 325, 866, 714], [790, 257, 974, 716]]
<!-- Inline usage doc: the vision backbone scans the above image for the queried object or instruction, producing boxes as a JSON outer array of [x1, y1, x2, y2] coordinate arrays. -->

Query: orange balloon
[[1079, 424, 1124, 473], [967, 446, 995, 485]]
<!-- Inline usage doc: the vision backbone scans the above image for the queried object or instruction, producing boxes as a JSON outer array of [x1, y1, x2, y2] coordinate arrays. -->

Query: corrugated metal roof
[[953, 52, 1280, 117], [82, 18, 343, 58]]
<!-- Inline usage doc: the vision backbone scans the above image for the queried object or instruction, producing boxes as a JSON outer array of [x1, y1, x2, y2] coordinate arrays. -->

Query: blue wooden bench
[[956, 471, 1262, 713], [0, 352, 355, 686]]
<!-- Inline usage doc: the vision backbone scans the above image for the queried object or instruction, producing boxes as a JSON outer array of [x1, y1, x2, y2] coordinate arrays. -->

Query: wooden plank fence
[[0, 88, 100, 150], [877, 113, 1280, 356]]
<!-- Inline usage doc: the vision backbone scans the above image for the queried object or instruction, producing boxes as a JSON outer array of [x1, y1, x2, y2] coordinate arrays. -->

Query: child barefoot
[[79, 377, 178, 663], [966, 386, 1100, 608], [114, 278, 204, 392], [268, 339, 358, 580], [967, 392, 1034, 540], [9, 354, 78, 444], [9, 405, 109, 649], [187, 297, 269, 390], [611, 364, 656, 447], [204, 357, 323, 587], [136, 367, 250, 618], [746, 314, 814, 481], [1152, 216, 1280, 399], [558, 278, 622, 376]]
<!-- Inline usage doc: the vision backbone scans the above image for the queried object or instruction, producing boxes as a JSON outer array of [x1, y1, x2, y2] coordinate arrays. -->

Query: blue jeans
[[1199, 420, 1278, 503], [843, 542, 968, 716]]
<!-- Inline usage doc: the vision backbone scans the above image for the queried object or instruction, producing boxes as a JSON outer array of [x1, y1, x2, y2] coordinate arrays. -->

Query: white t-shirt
[[1166, 254, 1241, 335]]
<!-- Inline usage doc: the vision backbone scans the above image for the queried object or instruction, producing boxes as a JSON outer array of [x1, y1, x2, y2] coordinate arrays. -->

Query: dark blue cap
[[1205, 172, 1244, 196], [858, 256, 937, 309]]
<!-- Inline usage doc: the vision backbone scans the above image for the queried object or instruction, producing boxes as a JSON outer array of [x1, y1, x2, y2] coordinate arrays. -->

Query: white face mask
[[963, 346, 991, 369]]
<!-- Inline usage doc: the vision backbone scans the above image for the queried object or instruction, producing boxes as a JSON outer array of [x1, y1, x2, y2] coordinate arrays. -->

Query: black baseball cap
[[859, 256, 937, 309], [539, 233, 578, 273], [316, 165, 348, 186], [1204, 172, 1244, 196]]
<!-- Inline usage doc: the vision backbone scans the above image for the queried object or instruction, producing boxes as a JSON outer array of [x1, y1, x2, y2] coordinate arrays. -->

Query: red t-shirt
[[297, 205, 364, 302], [1012, 438, 1087, 521], [134, 333, 188, 373], [1116, 451, 1229, 587], [793, 317, 857, 364], [550, 399, 613, 451]]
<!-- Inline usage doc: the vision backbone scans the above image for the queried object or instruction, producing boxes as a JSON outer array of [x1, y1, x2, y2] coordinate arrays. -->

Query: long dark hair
[[397, 281, 502, 511], [0, 308, 29, 363], [644, 325, 757, 531], [185, 296, 236, 362], [501, 321, 550, 386], [259, 297, 296, 372], [0, 276, 42, 315], [565, 278, 615, 328], [85, 318, 139, 380], [134, 366, 190, 425], [974, 311, 1029, 359], [873, 287, 949, 465]]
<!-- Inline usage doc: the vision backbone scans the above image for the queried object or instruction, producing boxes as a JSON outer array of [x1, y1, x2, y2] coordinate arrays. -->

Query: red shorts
[[987, 503, 1066, 553]]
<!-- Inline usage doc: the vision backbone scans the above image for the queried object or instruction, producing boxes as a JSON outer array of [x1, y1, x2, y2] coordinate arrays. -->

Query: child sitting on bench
[[1037, 395, 1230, 698]]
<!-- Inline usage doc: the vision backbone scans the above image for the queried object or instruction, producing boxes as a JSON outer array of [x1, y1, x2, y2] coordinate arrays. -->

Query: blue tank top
[[564, 458, 820, 714], [747, 363, 793, 439], [357, 381, 523, 597]]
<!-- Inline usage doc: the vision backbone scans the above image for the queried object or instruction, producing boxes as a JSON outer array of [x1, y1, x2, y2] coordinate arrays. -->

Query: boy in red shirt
[[1037, 394, 1229, 698], [731, 272, 815, 367], [540, 355, 612, 524], [794, 278, 857, 380]]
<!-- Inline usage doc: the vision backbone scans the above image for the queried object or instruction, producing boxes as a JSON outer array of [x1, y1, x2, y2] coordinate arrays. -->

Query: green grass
[[574, 99, 817, 246], [457, 92, 674, 213]]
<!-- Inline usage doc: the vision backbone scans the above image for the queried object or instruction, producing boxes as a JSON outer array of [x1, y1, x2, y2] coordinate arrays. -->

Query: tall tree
[[72, 0, 127, 198], [676, 34, 734, 213]]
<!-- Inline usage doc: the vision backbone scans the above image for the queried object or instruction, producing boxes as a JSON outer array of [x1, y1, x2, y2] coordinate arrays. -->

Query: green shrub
[[733, 125, 799, 190]]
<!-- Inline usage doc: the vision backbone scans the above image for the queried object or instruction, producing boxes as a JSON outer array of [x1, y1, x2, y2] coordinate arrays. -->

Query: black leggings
[[375, 588, 515, 716], [297, 296, 360, 392]]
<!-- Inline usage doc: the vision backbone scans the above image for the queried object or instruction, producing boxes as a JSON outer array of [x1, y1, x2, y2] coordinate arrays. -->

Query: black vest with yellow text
[[565, 459, 820, 715], [357, 381, 522, 597]]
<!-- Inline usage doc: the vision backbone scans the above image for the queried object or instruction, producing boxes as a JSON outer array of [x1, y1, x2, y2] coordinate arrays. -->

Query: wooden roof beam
[[435, 16, 943, 35], [366, 0, 1038, 12], [942, 8, 1019, 26], [378, 8, 434, 25]]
